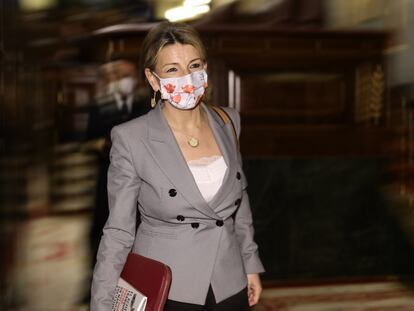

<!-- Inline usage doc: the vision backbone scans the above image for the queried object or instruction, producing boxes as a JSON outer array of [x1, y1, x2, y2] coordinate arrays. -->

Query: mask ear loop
[[150, 71, 160, 108]]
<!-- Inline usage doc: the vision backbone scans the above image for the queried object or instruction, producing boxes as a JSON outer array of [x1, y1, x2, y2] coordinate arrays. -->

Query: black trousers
[[164, 286, 249, 311]]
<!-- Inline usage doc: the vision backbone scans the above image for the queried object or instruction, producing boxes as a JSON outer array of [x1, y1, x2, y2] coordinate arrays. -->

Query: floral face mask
[[153, 70, 208, 110]]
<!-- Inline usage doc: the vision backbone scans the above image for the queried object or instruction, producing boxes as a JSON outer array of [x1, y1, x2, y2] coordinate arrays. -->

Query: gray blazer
[[90, 101, 265, 310]]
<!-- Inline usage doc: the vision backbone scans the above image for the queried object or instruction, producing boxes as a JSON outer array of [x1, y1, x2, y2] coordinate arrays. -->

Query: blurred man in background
[[86, 58, 150, 269], [87, 58, 150, 140]]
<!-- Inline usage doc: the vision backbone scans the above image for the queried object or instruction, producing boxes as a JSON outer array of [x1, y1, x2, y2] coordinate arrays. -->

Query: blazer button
[[216, 220, 224, 227], [176, 215, 185, 222], [191, 223, 199, 229], [236, 172, 241, 180], [169, 189, 177, 197], [235, 198, 242, 206]]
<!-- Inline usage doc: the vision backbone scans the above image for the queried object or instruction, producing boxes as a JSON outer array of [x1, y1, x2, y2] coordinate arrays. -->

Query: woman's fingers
[[247, 273, 262, 306]]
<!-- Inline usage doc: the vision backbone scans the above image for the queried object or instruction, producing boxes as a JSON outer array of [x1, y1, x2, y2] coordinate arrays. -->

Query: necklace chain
[[165, 109, 206, 148], [170, 126, 200, 148]]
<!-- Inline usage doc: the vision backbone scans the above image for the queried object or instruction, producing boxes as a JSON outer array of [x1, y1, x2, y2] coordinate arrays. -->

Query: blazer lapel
[[202, 104, 238, 211], [144, 102, 218, 219]]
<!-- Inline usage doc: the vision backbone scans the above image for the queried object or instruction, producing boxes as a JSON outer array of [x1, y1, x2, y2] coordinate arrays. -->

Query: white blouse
[[187, 155, 228, 202]]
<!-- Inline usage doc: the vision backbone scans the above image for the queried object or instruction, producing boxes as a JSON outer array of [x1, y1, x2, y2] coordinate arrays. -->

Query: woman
[[91, 21, 264, 311]]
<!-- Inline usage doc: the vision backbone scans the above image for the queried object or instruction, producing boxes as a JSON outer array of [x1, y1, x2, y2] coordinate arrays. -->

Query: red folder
[[120, 252, 172, 311]]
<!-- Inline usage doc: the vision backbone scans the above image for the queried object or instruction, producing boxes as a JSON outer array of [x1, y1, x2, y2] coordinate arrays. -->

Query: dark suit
[[86, 94, 150, 141], [86, 94, 150, 266]]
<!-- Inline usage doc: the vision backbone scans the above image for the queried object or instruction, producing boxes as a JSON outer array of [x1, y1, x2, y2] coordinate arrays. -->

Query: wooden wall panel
[[236, 72, 347, 123], [198, 28, 388, 156]]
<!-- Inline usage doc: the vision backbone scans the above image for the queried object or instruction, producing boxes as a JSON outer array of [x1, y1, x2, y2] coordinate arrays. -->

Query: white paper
[[112, 278, 147, 311]]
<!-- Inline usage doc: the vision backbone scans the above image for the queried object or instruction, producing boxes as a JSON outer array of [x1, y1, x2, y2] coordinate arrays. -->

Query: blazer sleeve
[[223, 107, 265, 274], [90, 125, 142, 311]]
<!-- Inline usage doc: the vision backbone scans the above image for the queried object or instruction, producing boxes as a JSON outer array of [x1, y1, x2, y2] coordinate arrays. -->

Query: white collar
[[114, 92, 134, 113]]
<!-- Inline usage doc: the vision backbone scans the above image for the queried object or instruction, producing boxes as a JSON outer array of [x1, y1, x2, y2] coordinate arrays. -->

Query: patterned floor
[[254, 278, 414, 311]]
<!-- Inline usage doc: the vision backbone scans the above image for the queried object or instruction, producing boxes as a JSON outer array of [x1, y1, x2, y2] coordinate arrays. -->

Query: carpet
[[254, 278, 414, 311]]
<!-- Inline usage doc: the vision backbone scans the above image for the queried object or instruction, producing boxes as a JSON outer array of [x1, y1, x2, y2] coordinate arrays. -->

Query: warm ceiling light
[[165, 0, 211, 22], [19, 0, 56, 11], [183, 0, 211, 6]]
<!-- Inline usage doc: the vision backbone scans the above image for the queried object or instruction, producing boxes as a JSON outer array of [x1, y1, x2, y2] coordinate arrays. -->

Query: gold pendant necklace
[[188, 137, 199, 148], [170, 126, 200, 148]]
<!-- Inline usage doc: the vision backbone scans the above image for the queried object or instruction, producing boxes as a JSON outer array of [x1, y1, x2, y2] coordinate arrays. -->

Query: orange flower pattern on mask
[[164, 83, 175, 93], [172, 94, 181, 103], [182, 84, 195, 93]]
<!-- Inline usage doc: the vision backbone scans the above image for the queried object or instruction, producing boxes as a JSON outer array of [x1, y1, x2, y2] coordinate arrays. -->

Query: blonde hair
[[140, 22, 207, 76]]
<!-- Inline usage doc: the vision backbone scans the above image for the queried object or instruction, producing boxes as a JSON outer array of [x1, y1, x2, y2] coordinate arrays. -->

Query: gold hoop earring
[[151, 91, 157, 108]]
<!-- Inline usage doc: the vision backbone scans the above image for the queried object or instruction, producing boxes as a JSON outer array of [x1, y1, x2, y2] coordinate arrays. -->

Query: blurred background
[[2, 0, 414, 310]]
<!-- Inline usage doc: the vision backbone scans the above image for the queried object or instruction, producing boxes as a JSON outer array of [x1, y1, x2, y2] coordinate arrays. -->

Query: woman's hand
[[247, 273, 262, 306]]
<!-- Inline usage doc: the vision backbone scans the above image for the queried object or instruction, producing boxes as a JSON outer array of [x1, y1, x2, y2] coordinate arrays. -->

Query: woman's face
[[145, 43, 206, 91]]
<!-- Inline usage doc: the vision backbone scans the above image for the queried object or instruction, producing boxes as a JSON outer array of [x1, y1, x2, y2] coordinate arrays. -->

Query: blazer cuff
[[243, 252, 265, 274]]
